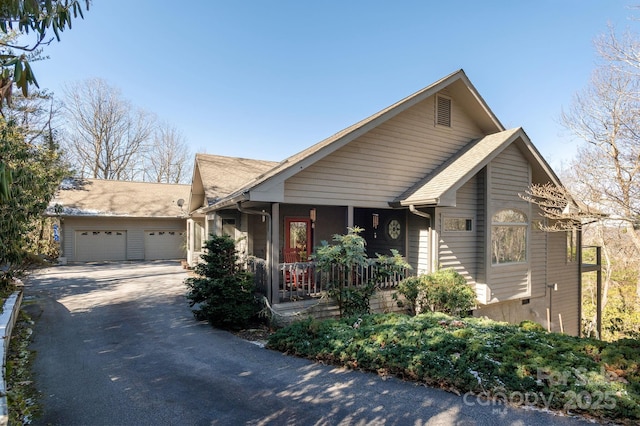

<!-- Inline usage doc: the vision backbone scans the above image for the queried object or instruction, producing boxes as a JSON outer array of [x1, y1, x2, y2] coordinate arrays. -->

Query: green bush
[[393, 276, 422, 315], [422, 269, 475, 316], [338, 282, 376, 318], [313, 227, 410, 317], [520, 320, 545, 332], [267, 312, 640, 423], [185, 235, 258, 329], [394, 269, 475, 317]]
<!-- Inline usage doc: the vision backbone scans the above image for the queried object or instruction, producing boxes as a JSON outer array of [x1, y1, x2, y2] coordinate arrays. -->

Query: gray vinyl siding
[[283, 92, 485, 207], [248, 214, 268, 260], [437, 176, 479, 284], [407, 212, 430, 275], [487, 144, 532, 301], [61, 216, 185, 262], [547, 229, 580, 335]]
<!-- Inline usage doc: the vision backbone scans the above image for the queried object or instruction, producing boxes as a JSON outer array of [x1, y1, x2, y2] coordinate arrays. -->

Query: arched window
[[491, 209, 527, 265]]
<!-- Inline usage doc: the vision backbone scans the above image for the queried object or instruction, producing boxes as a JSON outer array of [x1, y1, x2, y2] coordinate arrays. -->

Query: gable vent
[[436, 95, 452, 127]]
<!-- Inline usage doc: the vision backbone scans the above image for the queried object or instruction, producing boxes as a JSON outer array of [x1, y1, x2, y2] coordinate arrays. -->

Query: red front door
[[285, 217, 311, 261]]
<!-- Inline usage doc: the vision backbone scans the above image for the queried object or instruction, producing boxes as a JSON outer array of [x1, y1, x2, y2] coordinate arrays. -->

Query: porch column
[[347, 205, 354, 230], [186, 218, 194, 266], [270, 203, 280, 303], [205, 212, 214, 238]]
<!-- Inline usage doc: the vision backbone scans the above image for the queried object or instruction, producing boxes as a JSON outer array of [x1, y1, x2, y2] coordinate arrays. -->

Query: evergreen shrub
[[185, 235, 258, 329]]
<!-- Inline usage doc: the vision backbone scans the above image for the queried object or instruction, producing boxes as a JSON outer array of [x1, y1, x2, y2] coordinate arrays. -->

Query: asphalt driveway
[[23, 262, 592, 425]]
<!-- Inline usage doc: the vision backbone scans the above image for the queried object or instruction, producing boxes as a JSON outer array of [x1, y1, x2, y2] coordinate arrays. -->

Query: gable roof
[[392, 127, 561, 207], [205, 69, 505, 211], [188, 154, 278, 213], [48, 178, 191, 218]]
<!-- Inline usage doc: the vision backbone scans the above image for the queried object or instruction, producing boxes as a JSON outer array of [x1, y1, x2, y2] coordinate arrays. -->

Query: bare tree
[[62, 78, 156, 180], [144, 123, 192, 184], [561, 57, 640, 298]]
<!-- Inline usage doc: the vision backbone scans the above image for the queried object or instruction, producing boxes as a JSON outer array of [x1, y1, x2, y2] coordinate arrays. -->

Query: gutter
[[236, 202, 272, 302], [198, 192, 249, 214]]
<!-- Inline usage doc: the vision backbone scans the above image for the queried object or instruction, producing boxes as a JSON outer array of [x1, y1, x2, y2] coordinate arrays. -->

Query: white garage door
[[144, 230, 185, 260], [75, 230, 127, 262]]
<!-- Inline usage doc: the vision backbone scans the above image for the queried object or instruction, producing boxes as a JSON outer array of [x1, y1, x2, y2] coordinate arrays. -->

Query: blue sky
[[31, 1, 637, 170]]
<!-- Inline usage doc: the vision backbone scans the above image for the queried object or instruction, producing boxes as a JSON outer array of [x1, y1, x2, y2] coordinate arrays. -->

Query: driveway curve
[[24, 262, 591, 425]]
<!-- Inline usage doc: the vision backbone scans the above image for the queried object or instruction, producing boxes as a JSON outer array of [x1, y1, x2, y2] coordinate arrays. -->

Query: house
[[188, 69, 582, 335], [48, 178, 190, 262]]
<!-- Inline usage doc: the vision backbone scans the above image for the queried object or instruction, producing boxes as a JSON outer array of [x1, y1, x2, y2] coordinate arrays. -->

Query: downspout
[[237, 202, 272, 303], [409, 205, 431, 220], [409, 205, 432, 273]]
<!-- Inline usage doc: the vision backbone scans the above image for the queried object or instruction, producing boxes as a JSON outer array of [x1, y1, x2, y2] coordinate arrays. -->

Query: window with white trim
[[491, 209, 527, 264]]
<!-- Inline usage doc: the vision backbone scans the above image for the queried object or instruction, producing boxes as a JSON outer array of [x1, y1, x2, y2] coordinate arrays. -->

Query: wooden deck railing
[[245, 257, 410, 302]]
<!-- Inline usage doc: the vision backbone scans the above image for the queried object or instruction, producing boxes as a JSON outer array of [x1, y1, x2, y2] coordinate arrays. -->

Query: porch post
[[347, 205, 354, 230], [205, 212, 213, 238], [186, 218, 194, 266], [271, 203, 280, 304]]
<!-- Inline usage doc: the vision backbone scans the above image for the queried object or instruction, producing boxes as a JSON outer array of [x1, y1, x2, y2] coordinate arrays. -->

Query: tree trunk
[[625, 224, 640, 297]]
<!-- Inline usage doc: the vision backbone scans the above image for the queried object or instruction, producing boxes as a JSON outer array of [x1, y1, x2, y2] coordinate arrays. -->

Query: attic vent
[[436, 95, 452, 127]]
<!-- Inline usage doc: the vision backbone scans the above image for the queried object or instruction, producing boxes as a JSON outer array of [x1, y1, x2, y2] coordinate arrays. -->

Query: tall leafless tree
[[144, 123, 192, 184], [62, 78, 156, 180], [522, 22, 640, 338], [560, 29, 640, 299]]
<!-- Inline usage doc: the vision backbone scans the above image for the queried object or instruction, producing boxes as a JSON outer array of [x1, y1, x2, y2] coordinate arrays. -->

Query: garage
[[75, 230, 127, 262], [51, 179, 190, 263], [144, 230, 186, 260]]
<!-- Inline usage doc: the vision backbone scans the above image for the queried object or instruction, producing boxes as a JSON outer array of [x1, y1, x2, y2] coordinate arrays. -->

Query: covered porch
[[200, 201, 429, 305]]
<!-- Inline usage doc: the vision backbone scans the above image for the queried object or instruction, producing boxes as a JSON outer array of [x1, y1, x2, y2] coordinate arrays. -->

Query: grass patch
[[6, 310, 40, 425], [267, 312, 640, 423]]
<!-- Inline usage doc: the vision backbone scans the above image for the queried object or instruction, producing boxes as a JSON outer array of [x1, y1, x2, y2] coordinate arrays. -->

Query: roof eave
[[200, 192, 249, 213], [395, 198, 440, 208]]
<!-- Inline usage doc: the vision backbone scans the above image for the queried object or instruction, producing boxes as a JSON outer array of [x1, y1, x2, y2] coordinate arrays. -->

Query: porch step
[[267, 289, 407, 327]]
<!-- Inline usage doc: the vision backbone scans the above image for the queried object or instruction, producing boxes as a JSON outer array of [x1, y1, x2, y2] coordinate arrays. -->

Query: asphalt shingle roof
[[194, 154, 278, 204], [396, 128, 522, 206], [49, 178, 191, 217]]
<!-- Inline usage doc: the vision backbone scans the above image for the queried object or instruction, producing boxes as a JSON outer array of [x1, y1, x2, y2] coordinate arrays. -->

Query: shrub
[[422, 269, 475, 316], [519, 320, 545, 332], [185, 235, 258, 329], [267, 312, 640, 423], [313, 227, 410, 317], [393, 276, 422, 315], [394, 269, 475, 317]]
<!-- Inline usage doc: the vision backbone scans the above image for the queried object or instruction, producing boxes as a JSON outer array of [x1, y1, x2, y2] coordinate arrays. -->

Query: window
[[194, 221, 204, 251], [491, 209, 527, 265], [436, 95, 452, 127], [444, 217, 473, 232], [222, 218, 236, 237]]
